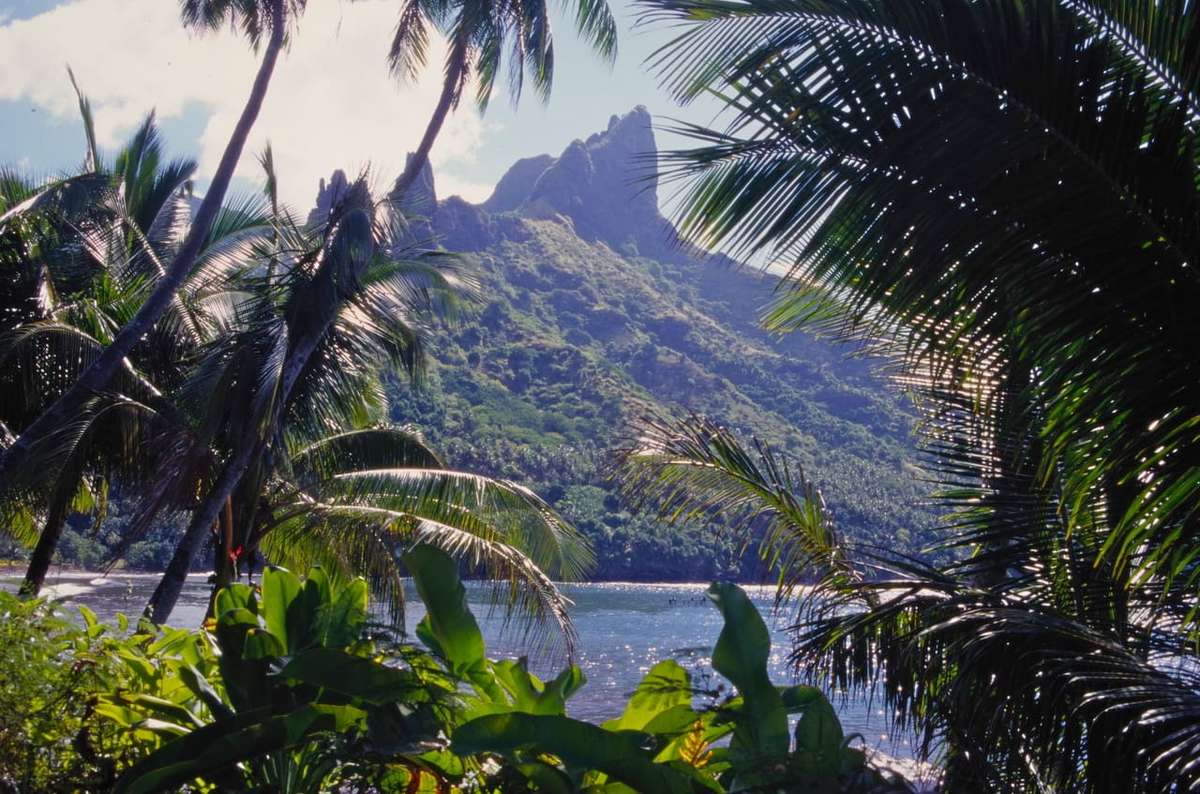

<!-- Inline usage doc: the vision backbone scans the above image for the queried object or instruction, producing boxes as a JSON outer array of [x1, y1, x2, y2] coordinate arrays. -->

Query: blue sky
[[0, 0, 720, 210]]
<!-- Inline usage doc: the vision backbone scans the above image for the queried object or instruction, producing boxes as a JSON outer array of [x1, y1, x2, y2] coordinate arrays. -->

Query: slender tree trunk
[[0, 0, 286, 488], [18, 501, 69, 597], [390, 35, 469, 203], [145, 328, 328, 624], [145, 433, 264, 624], [206, 497, 236, 618]]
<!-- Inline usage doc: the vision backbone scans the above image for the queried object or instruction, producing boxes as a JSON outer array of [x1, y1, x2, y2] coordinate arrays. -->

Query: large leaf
[[706, 582, 789, 766], [451, 713, 713, 793], [488, 658, 586, 715], [259, 566, 302, 653], [113, 703, 365, 794], [278, 647, 428, 706], [603, 659, 692, 731], [404, 543, 486, 675]]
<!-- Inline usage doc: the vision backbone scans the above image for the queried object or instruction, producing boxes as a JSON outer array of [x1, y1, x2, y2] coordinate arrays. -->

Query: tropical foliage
[[389, 217, 935, 579], [639, 0, 1200, 787], [0, 94, 589, 634], [1, 548, 908, 792], [455, 579, 908, 793], [0, 0, 296, 488]]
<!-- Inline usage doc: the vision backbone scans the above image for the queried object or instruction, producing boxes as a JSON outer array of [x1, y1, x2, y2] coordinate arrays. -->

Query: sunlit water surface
[[1, 571, 916, 759]]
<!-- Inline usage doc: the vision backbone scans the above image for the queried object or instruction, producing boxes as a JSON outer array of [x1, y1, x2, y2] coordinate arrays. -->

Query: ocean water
[[2, 571, 916, 759]]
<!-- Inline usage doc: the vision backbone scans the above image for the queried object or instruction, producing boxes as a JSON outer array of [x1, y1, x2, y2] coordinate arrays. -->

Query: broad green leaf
[[242, 627, 286, 660], [604, 659, 691, 731], [113, 703, 365, 794], [404, 544, 485, 674], [780, 684, 826, 713], [178, 664, 234, 722], [214, 583, 256, 619], [260, 566, 302, 652], [706, 582, 788, 768], [452, 713, 709, 794], [488, 658, 585, 715], [793, 691, 844, 763], [321, 575, 368, 648], [279, 647, 425, 705], [106, 692, 205, 728]]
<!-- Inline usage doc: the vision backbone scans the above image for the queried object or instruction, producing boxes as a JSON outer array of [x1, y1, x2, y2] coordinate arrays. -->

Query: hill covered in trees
[[369, 107, 935, 580]]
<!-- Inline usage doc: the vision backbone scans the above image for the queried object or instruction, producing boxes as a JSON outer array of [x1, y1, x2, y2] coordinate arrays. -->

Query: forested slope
[[370, 107, 936, 580]]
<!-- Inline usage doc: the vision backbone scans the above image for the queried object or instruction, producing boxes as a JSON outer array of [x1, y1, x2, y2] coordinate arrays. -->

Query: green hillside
[[375, 109, 936, 580]]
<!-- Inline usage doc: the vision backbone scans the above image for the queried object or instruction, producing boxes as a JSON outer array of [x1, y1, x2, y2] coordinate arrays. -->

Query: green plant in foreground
[[640, 0, 1200, 786], [90, 544, 907, 792], [102, 546, 590, 792], [103, 564, 455, 793], [453, 581, 907, 793], [0, 592, 202, 791]]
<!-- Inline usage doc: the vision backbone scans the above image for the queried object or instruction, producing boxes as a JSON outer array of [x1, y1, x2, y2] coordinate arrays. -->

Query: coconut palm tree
[[639, 0, 1200, 788], [143, 171, 592, 633], [0, 0, 301, 487], [383, 0, 618, 202], [251, 424, 589, 646], [0, 92, 270, 597]]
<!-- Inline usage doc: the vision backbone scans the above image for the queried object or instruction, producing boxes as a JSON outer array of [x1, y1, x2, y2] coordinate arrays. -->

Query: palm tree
[[383, 0, 618, 202], [254, 425, 590, 646], [0, 92, 270, 597], [0, 0, 299, 488], [143, 171, 592, 631], [639, 0, 1200, 788]]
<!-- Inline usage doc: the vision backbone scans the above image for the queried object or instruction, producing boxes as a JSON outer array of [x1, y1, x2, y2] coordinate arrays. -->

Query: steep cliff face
[[314, 108, 933, 579], [382, 106, 683, 260]]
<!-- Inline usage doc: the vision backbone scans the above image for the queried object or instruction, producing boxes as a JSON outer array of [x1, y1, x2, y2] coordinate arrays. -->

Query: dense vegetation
[[0, 554, 911, 792], [3, 112, 937, 585], [640, 0, 1200, 788], [382, 112, 935, 580], [2, 0, 1198, 788], [0, 102, 591, 634]]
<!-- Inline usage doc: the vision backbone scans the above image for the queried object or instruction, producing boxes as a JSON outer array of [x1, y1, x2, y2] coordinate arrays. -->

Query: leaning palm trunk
[[146, 325, 325, 623], [18, 501, 69, 597], [390, 33, 469, 203], [0, 0, 286, 488]]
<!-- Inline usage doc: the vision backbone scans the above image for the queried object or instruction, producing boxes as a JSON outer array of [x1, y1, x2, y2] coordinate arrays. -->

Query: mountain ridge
[[322, 108, 934, 579]]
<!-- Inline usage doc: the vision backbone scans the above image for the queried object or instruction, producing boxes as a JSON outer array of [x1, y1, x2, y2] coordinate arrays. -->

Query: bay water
[[3, 571, 916, 760]]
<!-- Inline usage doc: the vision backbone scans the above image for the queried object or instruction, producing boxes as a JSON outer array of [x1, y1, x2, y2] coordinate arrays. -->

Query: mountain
[[336, 107, 935, 581]]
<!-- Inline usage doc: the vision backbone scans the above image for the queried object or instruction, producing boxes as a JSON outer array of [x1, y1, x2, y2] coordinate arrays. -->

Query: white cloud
[[0, 0, 492, 207]]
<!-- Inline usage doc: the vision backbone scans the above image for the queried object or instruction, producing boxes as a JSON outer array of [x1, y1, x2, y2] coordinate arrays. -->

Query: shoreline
[[0, 565, 800, 590]]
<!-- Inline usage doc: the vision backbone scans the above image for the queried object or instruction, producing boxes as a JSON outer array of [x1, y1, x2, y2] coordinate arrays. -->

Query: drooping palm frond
[[259, 499, 580, 657], [289, 426, 445, 482], [308, 468, 593, 582], [640, 0, 1200, 788], [793, 578, 1200, 791], [618, 413, 870, 608], [647, 0, 1200, 582]]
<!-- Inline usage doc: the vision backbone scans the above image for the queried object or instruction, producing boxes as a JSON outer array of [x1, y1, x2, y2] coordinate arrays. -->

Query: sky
[[0, 0, 721, 211]]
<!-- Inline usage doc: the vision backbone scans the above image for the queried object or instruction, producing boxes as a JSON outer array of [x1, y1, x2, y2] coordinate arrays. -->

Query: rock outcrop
[[314, 105, 717, 263]]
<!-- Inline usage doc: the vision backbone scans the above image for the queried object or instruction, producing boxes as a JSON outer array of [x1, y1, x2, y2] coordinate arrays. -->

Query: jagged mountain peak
[[475, 106, 674, 258], [314, 107, 682, 259]]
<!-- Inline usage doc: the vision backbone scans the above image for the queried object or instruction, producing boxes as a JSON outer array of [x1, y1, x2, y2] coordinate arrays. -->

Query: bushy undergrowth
[[0, 594, 161, 791], [0, 554, 914, 793]]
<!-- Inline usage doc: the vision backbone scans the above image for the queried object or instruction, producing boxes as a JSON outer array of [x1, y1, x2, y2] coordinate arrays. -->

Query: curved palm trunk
[[145, 327, 329, 624], [206, 496, 236, 618], [0, 0, 286, 488], [146, 433, 264, 624], [390, 34, 469, 203], [18, 501, 69, 597]]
